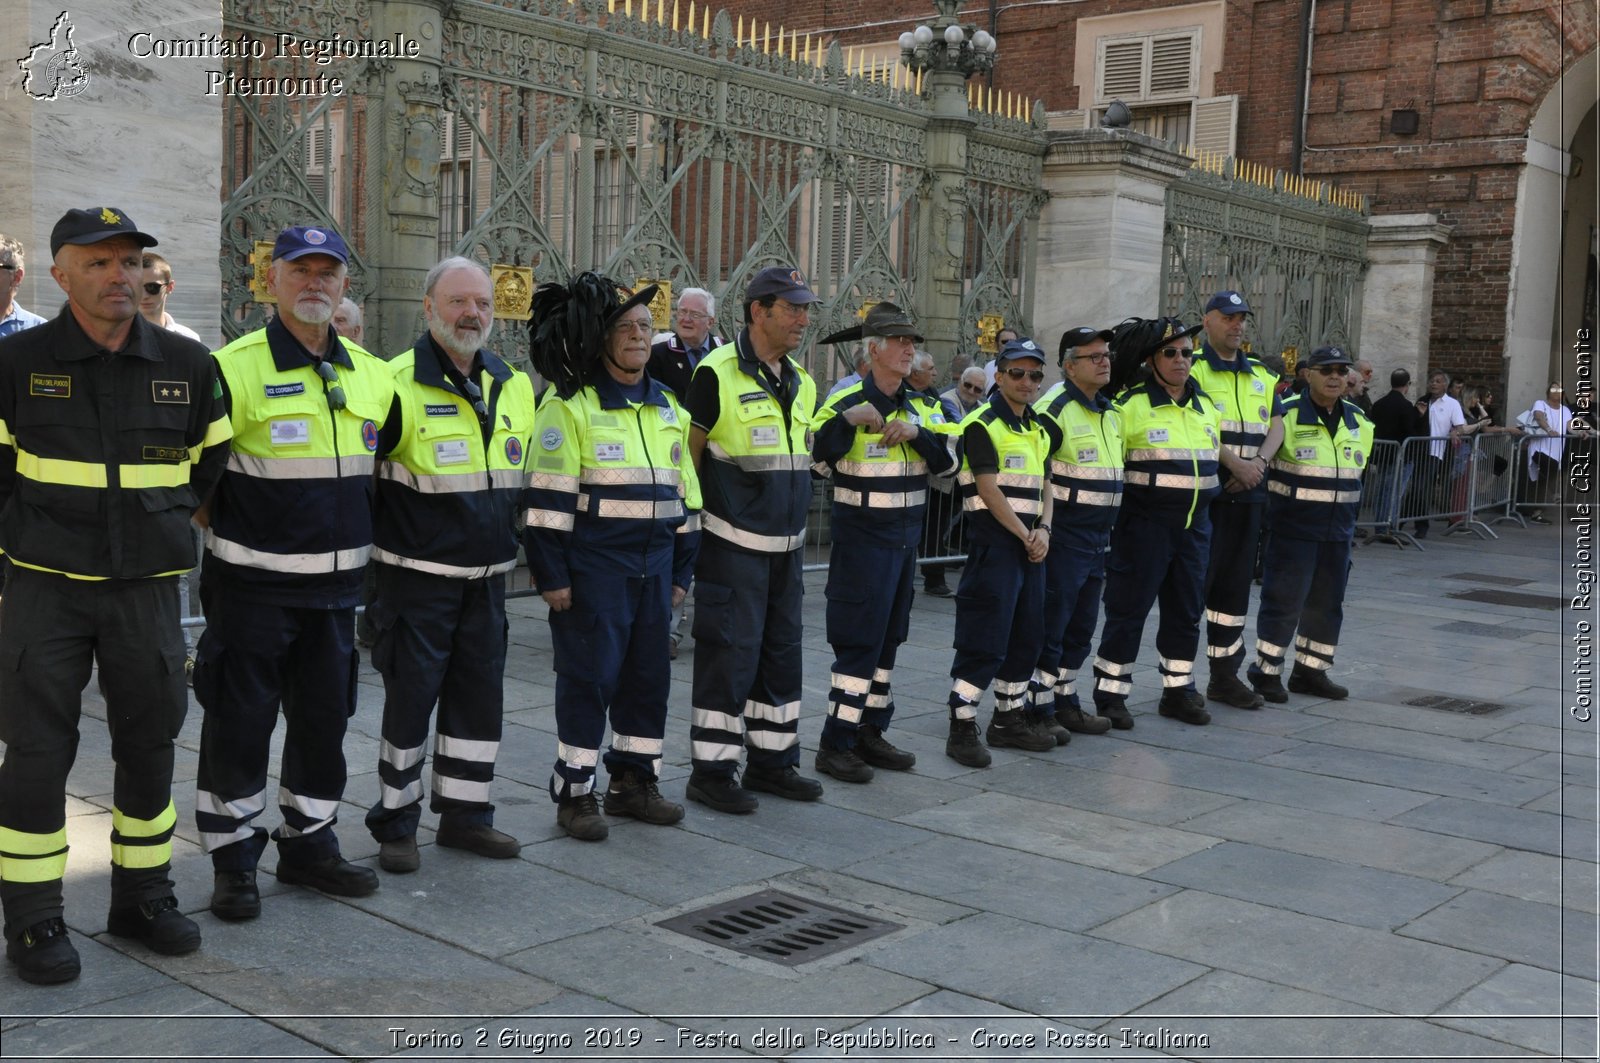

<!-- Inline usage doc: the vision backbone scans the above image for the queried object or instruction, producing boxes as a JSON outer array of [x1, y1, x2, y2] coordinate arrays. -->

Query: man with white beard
[[362, 257, 535, 872], [194, 225, 396, 922]]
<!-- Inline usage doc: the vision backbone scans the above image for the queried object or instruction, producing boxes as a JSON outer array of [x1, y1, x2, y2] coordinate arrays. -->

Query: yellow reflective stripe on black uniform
[[0, 825, 69, 883], [110, 800, 177, 870]]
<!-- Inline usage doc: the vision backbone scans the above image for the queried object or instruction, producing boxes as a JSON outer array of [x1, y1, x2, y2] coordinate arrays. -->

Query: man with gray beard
[[363, 258, 535, 872], [195, 225, 396, 921]]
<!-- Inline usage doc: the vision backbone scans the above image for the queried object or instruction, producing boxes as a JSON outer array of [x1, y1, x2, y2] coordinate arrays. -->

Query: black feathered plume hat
[[1107, 315, 1203, 394], [527, 272, 659, 399]]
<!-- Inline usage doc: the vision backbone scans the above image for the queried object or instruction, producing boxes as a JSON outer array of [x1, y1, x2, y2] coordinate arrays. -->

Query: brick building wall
[[716, 0, 1596, 386]]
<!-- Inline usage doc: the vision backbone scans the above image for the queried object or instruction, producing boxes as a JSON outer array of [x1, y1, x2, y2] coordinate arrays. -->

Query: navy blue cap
[[1307, 345, 1353, 368], [996, 337, 1047, 365], [50, 207, 157, 257], [745, 265, 819, 304], [1059, 325, 1114, 365], [273, 225, 349, 264], [1204, 290, 1252, 315]]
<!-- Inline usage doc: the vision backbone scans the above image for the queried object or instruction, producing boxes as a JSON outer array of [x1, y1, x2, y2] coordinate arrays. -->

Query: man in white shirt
[[139, 253, 201, 341], [1414, 369, 1465, 539], [1523, 382, 1576, 524]]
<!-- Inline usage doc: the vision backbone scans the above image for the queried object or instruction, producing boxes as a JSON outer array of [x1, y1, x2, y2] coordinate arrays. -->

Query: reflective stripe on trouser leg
[[950, 541, 1036, 718], [111, 800, 177, 871], [194, 593, 356, 869], [1292, 537, 1353, 674], [1153, 516, 1211, 693], [0, 826, 69, 884], [1202, 500, 1262, 673], [690, 540, 799, 774], [1056, 553, 1106, 712], [1036, 538, 1100, 706], [549, 566, 670, 799], [430, 576, 509, 825], [1094, 511, 1180, 705], [1250, 532, 1319, 681], [365, 564, 450, 841], [822, 543, 915, 748], [741, 550, 805, 771]]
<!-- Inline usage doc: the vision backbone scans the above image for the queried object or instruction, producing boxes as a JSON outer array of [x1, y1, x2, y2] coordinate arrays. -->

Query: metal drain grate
[[657, 889, 902, 966], [1444, 572, 1535, 587], [1403, 694, 1508, 715], [1446, 588, 1564, 610]]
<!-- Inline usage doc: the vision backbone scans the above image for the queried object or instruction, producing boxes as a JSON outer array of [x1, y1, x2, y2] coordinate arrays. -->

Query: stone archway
[[1505, 51, 1599, 419]]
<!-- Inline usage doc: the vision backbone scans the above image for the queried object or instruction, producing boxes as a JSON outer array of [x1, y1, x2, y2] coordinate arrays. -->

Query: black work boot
[[1158, 687, 1211, 725], [945, 718, 992, 768], [857, 724, 916, 770], [556, 792, 609, 840], [211, 869, 260, 921], [741, 764, 824, 802], [1249, 670, 1290, 704], [1288, 666, 1349, 700], [605, 769, 685, 824], [1207, 671, 1265, 710], [986, 710, 1056, 751], [815, 746, 874, 784], [1097, 699, 1135, 730], [1033, 713, 1071, 746], [1056, 703, 1113, 735], [685, 771, 758, 814], [6, 918, 80, 985]]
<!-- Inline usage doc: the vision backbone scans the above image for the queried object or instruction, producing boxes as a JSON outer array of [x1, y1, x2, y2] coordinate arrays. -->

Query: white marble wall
[[1036, 130, 1193, 342], [2, 0, 223, 346], [1356, 213, 1452, 385]]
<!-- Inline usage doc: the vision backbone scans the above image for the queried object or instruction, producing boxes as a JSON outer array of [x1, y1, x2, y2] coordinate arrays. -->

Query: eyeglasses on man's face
[[676, 309, 712, 323], [1003, 367, 1046, 383], [1072, 351, 1111, 364]]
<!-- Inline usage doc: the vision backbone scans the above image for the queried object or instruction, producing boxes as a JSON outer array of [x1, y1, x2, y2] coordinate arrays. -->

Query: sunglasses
[[1003, 367, 1046, 383], [142, 282, 168, 296], [1156, 347, 1193, 360], [312, 358, 347, 412], [0, 263, 17, 273], [959, 383, 985, 392], [461, 376, 490, 425], [1314, 365, 1348, 376]]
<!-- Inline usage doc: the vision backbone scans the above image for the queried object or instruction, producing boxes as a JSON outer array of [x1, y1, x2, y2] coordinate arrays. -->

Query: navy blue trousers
[[549, 564, 673, 799], [1202, 498, 1263, 675], [949, 539, 1045, 720], [1093, 510, 1212, 706], [1033, 540, 1107, 713], [364, 564, 507, 841], [1249, 533, 1352, 679], [821, 541, 916, 751]]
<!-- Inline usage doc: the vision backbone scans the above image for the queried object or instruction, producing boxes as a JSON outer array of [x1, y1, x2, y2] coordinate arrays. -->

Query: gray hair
[[960, 366, 986, 386], [912, 350, 935, 372], [423, 255, 490, 297], [337, 297, 363, 327], [677, 286, 715, 315]]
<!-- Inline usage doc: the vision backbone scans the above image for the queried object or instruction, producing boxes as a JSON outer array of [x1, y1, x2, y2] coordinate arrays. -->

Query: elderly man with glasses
[[361, 257, 536, 868], [195, 224, 395, 922], [1090, 317, 1222, 728]]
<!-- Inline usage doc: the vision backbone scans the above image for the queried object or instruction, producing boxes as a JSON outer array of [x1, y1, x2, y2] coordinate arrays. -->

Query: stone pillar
[[1356, 213, 1451, 385], [366, 0, 448, 357], [1035, 129, 1192, 349], [916, 67, 977, 365], [1, 2, 222, 346]]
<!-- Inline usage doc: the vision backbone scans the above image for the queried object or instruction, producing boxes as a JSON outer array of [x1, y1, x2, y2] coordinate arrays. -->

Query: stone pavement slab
[[1143, 841, 1463, 929], [1449, 849, 1599, 912], [1434, 962, 1600, 1057], [1391, 795, 1596, 860], [837, 835, 1179, 933], [1091, 891, 1506, 1012], [897, 791, 1222, 875], [1289, 717, 1550, 770], [979, 756, 1241, 826], [866, 911, 1208, 1017], [1260, 741, 1560, 806], [1396, 888, 1598, 977], [1176, 800, 1500, 879]]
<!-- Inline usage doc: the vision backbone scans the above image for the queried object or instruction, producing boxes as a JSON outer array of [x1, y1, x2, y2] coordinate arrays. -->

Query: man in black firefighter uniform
[[810, 303, 956, 783], [1190, 291, 1284, 711], [194, 225, 396, 921], [682, 267, 824, 812], [0, 208, 231, 984], [363, 257, 536, 871]]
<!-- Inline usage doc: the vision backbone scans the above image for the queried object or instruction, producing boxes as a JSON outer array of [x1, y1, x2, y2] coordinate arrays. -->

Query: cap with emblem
[[1058, 325, 1114, 365], [744, 265, 819, 305], [272, 225, 350, 265], [50, 207, 158, 257], [1305, 345, 1354, 368], [817, 301, 923, 345], [996, 337, 1046, 365], [1203, 290, 1252, 316]]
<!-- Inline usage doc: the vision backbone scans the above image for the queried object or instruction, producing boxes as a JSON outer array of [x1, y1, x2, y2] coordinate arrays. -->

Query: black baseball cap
[[1058, 325, 1114, 365], [745, 266, 819, 304], [996, 337, 1047, 365], [1306, 345, 1354, 368], [50, 207, 158, 257]]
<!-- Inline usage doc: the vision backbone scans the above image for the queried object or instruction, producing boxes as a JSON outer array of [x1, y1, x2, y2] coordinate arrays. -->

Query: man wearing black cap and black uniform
[[1248, 346, 1371, 702], [1028, 325, 1121, 740], [0, 208, 231, 983], [681, 266, 825, 812], [1190, 291, 1285, 712], [810, 303, 956, 783], [195, 224, 395, 921], [944, 337, 1056, 767], [1091, 317, 1222, 727]]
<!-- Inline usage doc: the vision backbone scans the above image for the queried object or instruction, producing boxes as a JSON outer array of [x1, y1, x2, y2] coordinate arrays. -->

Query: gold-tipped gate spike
[[656, 0, 664, 24], [762, 22, 770, 54], [702, 6, 708, 37], [915, 69, 923, 94], [735, 14, 742, 46], [672, 0, 679, 31]]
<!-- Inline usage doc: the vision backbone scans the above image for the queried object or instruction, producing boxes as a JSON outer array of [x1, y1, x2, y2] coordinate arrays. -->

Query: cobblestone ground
[[1, 516, 1595, 1062]]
